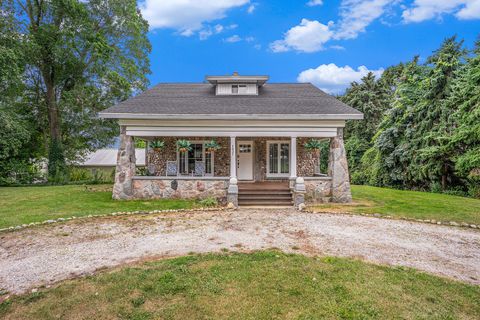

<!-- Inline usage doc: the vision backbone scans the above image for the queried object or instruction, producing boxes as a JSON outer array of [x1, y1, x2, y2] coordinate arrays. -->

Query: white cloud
[[247, 3, 256, 13], [270, 19, 334, 53], [335, 0, 396, 40], [297, 63, 384, 94], [199, 24, 223, 40], [223, 35, 255, 43], [306, 0, 323, 6], [140, 0, 249, 34], [402, 0, 480, 22], [225, 34, 242, 42]]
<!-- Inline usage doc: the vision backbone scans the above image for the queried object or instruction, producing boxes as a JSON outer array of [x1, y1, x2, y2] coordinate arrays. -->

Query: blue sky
[[141, 0, 480, 93]]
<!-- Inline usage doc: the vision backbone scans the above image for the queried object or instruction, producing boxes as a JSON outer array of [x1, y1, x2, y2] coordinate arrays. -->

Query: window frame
[[176, 141, 215, 176], [231, 84, 248, 95], [266, 140, 290, 178]]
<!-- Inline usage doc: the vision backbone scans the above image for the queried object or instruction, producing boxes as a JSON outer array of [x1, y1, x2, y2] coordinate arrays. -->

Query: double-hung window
[[178, 142, 214, 176]]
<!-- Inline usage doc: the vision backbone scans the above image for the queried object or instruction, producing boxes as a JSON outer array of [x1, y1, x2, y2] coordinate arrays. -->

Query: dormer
[[206, 72, 269, 96]]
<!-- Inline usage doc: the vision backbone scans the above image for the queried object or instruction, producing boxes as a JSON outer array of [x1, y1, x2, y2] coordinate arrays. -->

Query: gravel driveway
[[1, 209, 479, 295]]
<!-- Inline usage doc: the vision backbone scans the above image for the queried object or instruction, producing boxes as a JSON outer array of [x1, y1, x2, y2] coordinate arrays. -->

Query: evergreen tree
[[414, 36, 466, 190], [366, 57, 427, 187], [341, 72, 392, 182], [443, 39, 480, 196]]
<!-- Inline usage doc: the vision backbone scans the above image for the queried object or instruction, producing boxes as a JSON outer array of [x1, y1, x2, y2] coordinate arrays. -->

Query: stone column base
[[227, 177, 238, 208], [293, 177, 306, 210]]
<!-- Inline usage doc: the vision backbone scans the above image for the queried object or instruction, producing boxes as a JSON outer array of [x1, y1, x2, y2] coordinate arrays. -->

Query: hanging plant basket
[[303, 139, 322, 153], [205, 140, 221, 153], [176, 139, 192, 153], [149, 140, 165, 152]]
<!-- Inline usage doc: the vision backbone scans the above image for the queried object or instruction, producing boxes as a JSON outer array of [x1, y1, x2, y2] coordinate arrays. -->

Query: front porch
[[113, 127, 352, 208]]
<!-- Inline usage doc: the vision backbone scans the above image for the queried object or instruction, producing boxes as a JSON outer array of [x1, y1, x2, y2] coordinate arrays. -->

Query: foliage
[[1, 0, 151, 181], [149, 140, 165, 150], [69, 167, 114, 183], [199, 197, 218, 207], [204, 140, 221, 152], [135, 139, 146, 148], [48, 138, 68, 183], [343, 36, 479, 197], [1, 251, 479, 319], [176, 140, 192, 152], [341, 72, 393, 176], [303, 139, 322, 151]]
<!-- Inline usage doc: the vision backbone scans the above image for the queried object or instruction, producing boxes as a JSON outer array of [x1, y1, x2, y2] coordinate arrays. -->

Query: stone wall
[[297, 137, 317, 177], [147, 137, 229, 177], [304, 178, 332, 203], [132, 178, 228, 204]]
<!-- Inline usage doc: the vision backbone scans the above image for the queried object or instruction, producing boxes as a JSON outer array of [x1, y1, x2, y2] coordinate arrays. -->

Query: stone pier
[[328, 128, 352, 203], [113, 126, 136, 200]]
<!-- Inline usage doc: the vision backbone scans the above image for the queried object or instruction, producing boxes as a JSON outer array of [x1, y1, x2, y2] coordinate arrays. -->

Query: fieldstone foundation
[[132, 178, 228, 204], [304, 178, 333, 203], [113, 127, 136, 200]]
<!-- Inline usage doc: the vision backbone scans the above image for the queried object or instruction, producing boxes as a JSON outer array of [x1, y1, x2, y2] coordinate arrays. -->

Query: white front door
[[237, 141, 253, 180]]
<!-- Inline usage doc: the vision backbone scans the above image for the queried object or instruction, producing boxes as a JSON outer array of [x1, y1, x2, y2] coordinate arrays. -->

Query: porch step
[[238, 182, 293, 207]]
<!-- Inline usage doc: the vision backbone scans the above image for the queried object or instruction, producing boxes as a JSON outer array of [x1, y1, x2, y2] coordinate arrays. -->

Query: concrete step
[[238, 201, 293, 206], [238, 193, 292, 200]]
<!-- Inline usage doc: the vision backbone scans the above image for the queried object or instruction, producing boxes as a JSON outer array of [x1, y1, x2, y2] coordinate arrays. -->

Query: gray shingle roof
[[99, 83, 363, 119]]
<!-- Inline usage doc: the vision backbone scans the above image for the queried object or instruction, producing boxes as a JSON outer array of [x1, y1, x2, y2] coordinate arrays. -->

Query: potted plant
[[204, 140, 221, 153], [176, 139, 192, 153], [304, 139, 322, 154], [149, 140, 165, 152]]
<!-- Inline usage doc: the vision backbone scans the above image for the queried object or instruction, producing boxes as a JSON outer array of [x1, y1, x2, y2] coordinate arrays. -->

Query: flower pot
[[179, 148, 188, 153]]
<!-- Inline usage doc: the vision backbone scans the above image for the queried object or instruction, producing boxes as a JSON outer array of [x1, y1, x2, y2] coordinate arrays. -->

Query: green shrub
[[68, 167, 114, 184], [199, 197, 218, 207], [430, 181, 442, 194]]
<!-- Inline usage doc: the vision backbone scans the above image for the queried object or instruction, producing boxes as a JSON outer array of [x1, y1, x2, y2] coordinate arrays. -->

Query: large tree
[[364, 57, 428, 187], [7, 0, 151, 179], [341, 71, 395, 183], [442, 39, 480, 196], [413, 36, 466, 189]]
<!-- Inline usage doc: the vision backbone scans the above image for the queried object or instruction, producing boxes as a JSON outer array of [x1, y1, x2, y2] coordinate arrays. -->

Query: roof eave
[[98, 112, 364, 120]]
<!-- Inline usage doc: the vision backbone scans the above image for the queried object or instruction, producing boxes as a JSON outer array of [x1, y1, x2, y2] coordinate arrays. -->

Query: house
[[99, 73, 363, 208], [75, 148, 146, 172]]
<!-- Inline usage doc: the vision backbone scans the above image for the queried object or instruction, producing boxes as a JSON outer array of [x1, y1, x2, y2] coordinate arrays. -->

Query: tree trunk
[[45, 80, 61, 141], [441, 163, 448, 191]]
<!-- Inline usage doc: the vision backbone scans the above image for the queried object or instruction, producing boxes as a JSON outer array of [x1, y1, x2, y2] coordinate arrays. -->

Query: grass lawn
[[0, 184, 196, 229], [1, 251, 479, 319], [311, 185, 480, 225]]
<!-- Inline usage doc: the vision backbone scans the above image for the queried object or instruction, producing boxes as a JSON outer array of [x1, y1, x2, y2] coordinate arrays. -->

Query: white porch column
[[290, 136, 297, 179], [230, 136, 237, 179], [227, 136, 238, 208]]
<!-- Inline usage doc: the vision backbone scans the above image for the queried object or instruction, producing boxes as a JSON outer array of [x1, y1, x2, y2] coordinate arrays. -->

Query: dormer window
[[232, 84, 247, 94], [206, 72, 269, 96]]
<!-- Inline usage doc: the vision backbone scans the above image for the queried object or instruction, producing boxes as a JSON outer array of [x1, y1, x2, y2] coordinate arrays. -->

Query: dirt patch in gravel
[[0, 209, 479, 295]]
